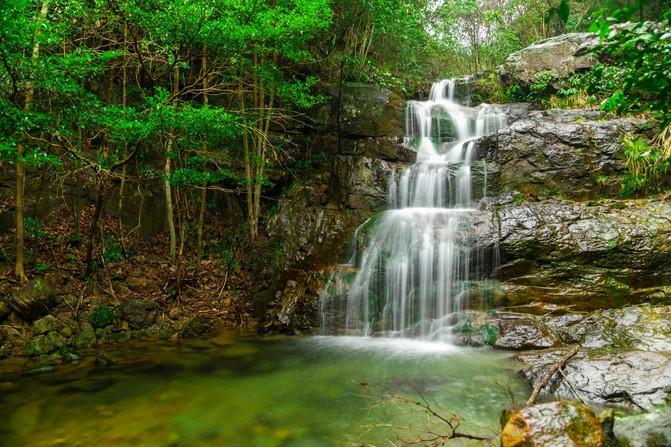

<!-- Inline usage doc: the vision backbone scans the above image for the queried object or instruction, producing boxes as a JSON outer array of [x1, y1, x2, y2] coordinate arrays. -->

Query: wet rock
[[88, 303, 117, 329], [73, 323, 96, 349], [181, 316, 224, 339], [120, 299, 158, 329], [545, 305, 671, 351], [495, 317, 560, 350], [518, 350, 671, 410], [32, 315, 62, 335], [476, 109, 651, 200], [614, 406, 671, 447], [497, 33, 598, 87], [9, 275, 61, 320], [491, 199, 671, 309], [264, 270, 332, 333], [501, 401, 604, 447], [25, 331, 67, 356]]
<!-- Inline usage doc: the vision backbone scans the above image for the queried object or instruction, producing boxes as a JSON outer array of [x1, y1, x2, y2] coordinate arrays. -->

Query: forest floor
[[0, 196, 262, 365]]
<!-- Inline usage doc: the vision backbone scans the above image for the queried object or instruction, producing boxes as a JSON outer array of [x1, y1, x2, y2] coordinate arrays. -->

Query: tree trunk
[[15, 0, 51, 283], [165, 65, 179, 257]]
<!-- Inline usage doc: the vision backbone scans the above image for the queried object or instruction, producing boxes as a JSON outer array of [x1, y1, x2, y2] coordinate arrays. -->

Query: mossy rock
[[181, 316, 224, 339], [25, 331, 67, 357], [73, 323, 96, 349], [33, 315, 62, 335]]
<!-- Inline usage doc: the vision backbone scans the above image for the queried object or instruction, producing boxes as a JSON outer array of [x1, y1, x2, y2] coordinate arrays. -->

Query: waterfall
[[319, 80, 505, 342]]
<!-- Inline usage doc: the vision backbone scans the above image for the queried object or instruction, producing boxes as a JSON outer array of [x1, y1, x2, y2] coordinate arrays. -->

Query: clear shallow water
[[0, 335, 528, 447]]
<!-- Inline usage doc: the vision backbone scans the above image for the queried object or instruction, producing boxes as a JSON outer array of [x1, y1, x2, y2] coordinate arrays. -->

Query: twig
[[526, 345, 580, 406]]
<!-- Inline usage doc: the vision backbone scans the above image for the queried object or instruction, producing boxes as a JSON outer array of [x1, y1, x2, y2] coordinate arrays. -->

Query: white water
[[320, 80, 505, 342]]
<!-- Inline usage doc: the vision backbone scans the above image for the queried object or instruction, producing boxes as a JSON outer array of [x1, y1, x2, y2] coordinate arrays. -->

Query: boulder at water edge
[[501, 401, 604, 447]]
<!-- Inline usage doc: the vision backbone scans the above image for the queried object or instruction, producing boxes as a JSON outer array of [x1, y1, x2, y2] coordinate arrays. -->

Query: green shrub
[[89, 304, 117, 329]]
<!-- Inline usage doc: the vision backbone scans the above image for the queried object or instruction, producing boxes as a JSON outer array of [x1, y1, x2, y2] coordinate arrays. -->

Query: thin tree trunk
[[165, 65, 179, 257], [238, 75, 254, 240], [15, 0, 50, 283], [84, 181, 106, 277], [118, 24, 129, 237], [197, 47, 208, 259]]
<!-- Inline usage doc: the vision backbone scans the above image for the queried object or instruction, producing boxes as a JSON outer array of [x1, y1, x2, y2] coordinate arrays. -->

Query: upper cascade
[[320, 79, 506, 341]]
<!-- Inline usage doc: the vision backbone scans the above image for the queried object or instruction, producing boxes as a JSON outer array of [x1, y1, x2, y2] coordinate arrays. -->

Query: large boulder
[[497, 33, 598, 87], [476, 109, 652, 200], [501, 401, 604, 447], [518, 349, 671, 410], [492, 198, 671, 309], [8, 275, 61, 320], [614, 407, 671, 447]]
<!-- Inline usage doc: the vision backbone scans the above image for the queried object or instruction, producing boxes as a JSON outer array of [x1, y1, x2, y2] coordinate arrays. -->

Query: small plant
[[621, 128, 671, 195], [24, 216, 45, 240], [89, 304, 117, 329], [479, 324, 498, 347], [35, 262, 51, 273], [102, 236, 124, 263]]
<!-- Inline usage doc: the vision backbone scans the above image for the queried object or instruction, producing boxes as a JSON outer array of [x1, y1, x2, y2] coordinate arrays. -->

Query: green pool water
[[0, 335, 529, 447]]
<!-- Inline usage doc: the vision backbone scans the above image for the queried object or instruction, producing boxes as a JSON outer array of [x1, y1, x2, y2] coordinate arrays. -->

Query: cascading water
[[319, 79, 505, 342]]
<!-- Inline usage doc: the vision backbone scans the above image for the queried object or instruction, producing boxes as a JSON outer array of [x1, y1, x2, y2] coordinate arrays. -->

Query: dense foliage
[[1, 0, 669, 287]]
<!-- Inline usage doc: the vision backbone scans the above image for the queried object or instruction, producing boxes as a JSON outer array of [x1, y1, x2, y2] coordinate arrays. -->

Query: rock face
[[501, 401, 604, 447], [614, 407, 671, 447], [518, 349, 671, 410], [493, 198, 671, 309], [476, 109, 652, 200], [497, 33, 598, 87]]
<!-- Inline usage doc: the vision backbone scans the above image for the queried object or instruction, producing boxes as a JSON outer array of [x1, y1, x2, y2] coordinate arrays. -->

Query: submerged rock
[[501, 400, 604, 447], [518, 350, 671, 410]]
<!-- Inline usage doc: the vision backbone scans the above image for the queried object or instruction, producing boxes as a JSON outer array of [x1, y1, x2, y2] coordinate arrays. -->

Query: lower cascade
[[320, 79, 506, 341]]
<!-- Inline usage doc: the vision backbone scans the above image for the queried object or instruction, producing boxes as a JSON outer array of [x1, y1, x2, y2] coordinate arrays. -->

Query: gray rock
[[120, 299, 158, 329], [494, 317, 560, 350], [614, 406, 671, 447], [333, 83, 403, 138], [492, 199, 671, 309], [501, 401, 605, 447], [9, 275, 60, 321], [497, 33, 598, 87], [546, 305, 671, 351], [518, 350, 671, 410], [476, 109, 651, 199]]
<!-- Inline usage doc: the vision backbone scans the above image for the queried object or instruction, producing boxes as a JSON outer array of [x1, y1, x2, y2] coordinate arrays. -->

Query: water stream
[[320, 80, 505, 341], [0, 335, 528, 446]]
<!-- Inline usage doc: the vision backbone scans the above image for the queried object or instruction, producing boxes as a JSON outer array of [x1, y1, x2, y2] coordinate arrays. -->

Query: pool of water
[[0, 335, 529, 446]]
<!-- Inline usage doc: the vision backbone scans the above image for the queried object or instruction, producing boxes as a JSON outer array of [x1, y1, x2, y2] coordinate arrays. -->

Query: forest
[[0, 0, 670, 446]]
